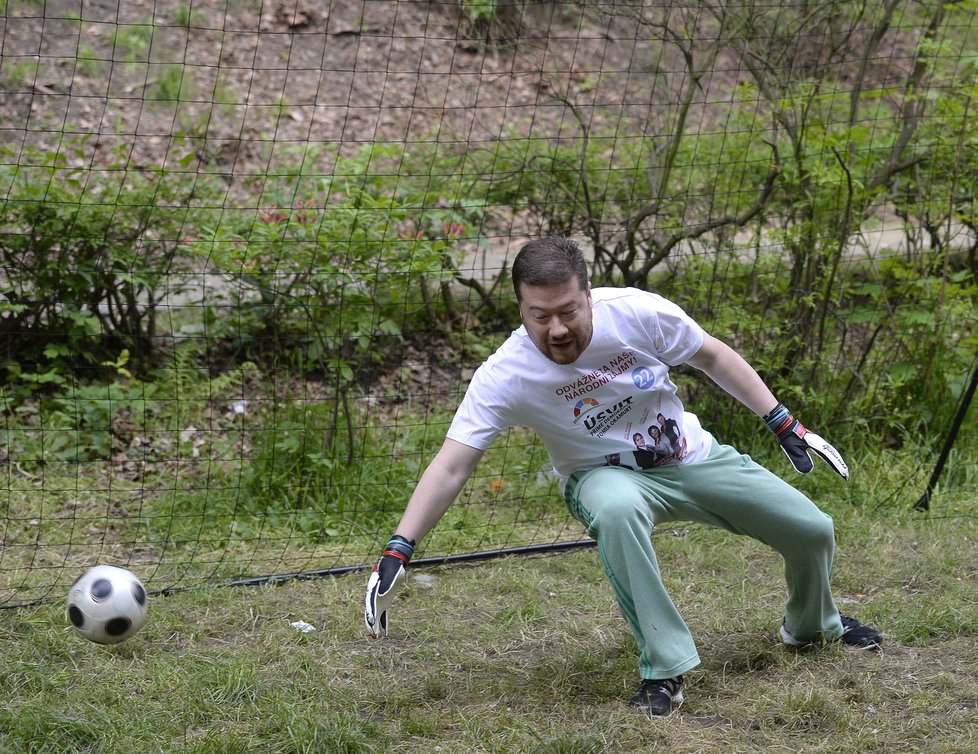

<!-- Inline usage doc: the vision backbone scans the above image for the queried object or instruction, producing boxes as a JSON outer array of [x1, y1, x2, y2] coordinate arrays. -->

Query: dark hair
[[512, 237, 589, 300]]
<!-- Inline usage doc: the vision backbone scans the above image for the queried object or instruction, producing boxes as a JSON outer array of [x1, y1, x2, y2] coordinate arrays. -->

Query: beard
[[532, 326, 592, 364]]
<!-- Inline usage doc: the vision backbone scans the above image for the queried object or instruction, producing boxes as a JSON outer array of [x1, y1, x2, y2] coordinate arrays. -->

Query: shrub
[[0, 138, 225, 387], [198, 142, 475, 385]]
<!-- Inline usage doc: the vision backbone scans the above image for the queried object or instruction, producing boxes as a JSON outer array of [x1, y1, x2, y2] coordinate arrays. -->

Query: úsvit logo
[[572, 397, 600, 424], [572, 396, 635, 434]]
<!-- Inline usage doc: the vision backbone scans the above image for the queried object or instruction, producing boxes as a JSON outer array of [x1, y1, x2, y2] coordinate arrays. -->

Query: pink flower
[[441, 222, 464, 238], [259, 205, 288, 224], [398, 220, 425, 240]]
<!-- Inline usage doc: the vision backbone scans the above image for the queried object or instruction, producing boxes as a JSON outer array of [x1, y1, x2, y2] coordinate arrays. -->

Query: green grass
[[1, 484, 976, 753]]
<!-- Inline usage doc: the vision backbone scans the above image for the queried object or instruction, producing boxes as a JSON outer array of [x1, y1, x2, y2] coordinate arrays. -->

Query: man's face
[[517, 279, 593, 365]]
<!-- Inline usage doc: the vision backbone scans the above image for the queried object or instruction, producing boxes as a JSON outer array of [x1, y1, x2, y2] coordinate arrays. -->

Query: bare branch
[[645, 151, 783, 277], [848, 0, 902, 127], [866, 3, 948, 194]]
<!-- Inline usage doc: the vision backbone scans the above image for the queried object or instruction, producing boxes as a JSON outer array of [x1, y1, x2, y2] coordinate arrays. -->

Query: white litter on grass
[[290, 620, 316, 633], [412, 574, 438, 589]]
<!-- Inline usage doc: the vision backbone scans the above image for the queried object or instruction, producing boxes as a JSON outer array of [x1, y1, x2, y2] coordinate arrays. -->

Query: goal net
[[2, 0, 976, 607]]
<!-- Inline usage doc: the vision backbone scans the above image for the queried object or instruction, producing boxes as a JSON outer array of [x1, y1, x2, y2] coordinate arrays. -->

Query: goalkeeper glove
[[364, 534, 414, 638], [764, 403, 849, 480]]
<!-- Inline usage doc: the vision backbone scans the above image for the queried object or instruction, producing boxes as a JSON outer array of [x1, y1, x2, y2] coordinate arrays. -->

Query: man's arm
[[685, 332, 849, 479], [364, 438, 484, 637], [395, 438, 485, 544], [685, 333, 778, 416]]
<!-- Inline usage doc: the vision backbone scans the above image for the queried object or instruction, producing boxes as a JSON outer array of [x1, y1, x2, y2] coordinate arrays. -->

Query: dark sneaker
[[630, 675, 684, 716], [780, 613, 882, 651], [838, 613, 883, 649]]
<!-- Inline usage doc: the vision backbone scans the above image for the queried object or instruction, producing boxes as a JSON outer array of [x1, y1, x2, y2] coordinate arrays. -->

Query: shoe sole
[[632, 690, 684, 715], [780, 624, 882, 650], [840, 637, 882, 651], [779, 625, 804, 646]]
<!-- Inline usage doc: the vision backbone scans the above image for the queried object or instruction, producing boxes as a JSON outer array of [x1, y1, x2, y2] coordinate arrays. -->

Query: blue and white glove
[[764, 403, 849, 480], [364, 535, 414, 638]]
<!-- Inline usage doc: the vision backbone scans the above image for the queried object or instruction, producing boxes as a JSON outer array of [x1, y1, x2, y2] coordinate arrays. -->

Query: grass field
[[2, 477, 976, 753]]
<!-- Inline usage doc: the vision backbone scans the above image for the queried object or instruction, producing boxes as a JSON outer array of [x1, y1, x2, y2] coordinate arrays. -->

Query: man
[[656, 413, 681, 453], [365, 236, 881, 716]]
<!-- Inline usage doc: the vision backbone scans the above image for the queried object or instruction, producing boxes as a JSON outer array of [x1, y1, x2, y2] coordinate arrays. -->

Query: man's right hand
[[364, 535, 414, 638]]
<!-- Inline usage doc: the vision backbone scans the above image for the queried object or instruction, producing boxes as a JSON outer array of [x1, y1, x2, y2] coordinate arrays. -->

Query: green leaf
[[43, 343, 69, 359]]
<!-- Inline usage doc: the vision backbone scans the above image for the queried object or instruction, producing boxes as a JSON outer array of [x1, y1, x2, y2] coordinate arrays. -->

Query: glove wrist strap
[[383, 534, 415, 564], [763, 402, 793, 435]]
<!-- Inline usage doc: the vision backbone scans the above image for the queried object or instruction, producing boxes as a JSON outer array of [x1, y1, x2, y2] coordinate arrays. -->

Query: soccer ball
[[66, 565, 148, 645]]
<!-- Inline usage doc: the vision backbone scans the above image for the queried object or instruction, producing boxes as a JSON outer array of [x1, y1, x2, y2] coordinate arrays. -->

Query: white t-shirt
[[446, 287, 714, 486]]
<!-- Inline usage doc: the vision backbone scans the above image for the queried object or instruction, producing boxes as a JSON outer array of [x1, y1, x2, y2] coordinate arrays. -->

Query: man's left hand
[[765, 404, 849, 480]]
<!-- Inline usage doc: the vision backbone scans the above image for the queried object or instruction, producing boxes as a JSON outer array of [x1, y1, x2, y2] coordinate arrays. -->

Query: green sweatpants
[[564, 441, 844, 680]]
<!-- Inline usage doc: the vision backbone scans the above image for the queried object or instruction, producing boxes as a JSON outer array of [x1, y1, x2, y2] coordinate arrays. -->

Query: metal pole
[[914, 349, 978, 511]]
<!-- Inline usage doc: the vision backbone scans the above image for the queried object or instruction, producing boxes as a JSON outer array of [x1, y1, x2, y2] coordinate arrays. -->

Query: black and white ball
[[66, 565, 148, 645]]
